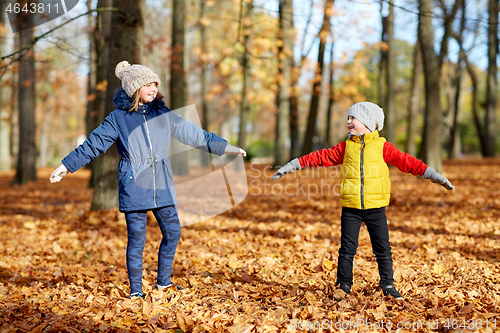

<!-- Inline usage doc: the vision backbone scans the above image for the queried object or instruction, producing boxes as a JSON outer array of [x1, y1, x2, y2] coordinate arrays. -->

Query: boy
[[272, 102, 454, 299]]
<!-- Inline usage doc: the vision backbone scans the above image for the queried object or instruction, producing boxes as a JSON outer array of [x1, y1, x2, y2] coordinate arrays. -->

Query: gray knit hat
[[347, 102, 384, 132], [115, 61, 161, 97]]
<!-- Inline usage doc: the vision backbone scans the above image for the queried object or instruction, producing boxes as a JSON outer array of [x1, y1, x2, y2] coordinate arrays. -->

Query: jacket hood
[[113, 87, 167, 112]]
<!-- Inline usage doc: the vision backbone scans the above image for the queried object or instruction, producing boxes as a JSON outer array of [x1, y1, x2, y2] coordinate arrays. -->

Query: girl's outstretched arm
[[224, 144, 246, 156], [61, 114, 119, 173], [170, 112, 227, 156], [49, 164, 68, 183], [50, 113, 119, 183]]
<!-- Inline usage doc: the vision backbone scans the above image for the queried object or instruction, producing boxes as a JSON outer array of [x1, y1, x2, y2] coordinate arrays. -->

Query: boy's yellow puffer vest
[[340, 131, 391, 209]]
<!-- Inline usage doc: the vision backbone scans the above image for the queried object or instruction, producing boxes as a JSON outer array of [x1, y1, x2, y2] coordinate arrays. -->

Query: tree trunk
[[199, 0, 210, 167], [237, 0, 252, 151], [379, 1, 395, 142], [405, 37, 421, 156], [91, 0, 146, 210], [170, 0, 186, 106], [9, 37, 19, 170], [89, 0, 113, 188], [85, 0, 97, 177], [448, 51, 463, 158], [170, 0, 188, 176], [94, 0, 113, 126], [273, 0, 292, 167], [418, 0, 462, 170], [325, 40, 334, 148], [302, 0, 334, 155], [484, 0, 499, 156], [447, 2, 466, 159], [13, 13, 37, 184], [378, 8, 387, 109], [86, 0, 97, 139], [383, 0, 395, 143], [289, 0, 314, 159], [38, 116, 50, 167], [0, 6, 10, 171], [443, 60, 456, 150], [463, 53, 488, 155], [289, 79, 300, 159], [418, 0, 443, 172]]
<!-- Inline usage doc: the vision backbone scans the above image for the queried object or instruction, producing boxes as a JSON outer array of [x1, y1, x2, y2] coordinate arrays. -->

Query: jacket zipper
[[360, 136, 365, 210], [143, 114, 157, 208]]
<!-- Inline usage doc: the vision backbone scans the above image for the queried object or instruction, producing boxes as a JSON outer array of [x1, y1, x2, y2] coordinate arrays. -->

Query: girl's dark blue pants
[[124, 205, 181, 294], [336, 207, 394, 287]]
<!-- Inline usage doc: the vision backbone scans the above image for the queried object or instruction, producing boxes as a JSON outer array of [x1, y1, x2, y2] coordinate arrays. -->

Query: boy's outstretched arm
[[272, 159, 301, 180], [423, 167, 455, 190], [272, 142, 345, 180], [383, 142, 454, 190]]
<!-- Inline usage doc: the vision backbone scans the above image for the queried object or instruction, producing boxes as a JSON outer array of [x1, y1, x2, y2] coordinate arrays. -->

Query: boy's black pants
[[336, 207, 394, 286]]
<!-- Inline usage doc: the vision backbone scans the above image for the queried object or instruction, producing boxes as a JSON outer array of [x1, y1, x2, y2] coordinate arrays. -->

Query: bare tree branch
[[0, 7, 122, 75]]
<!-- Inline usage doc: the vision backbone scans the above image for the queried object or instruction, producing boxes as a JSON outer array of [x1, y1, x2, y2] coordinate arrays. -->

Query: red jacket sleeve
[[298, 142, 346, 168], [383, 142, 428, 176]]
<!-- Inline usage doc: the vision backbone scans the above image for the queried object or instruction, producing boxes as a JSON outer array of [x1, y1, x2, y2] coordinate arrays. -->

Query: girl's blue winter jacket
[[62, 88, 228, 212]]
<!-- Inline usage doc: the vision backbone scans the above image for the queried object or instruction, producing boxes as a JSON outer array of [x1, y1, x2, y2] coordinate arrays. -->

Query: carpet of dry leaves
[[0, 159, 499, 333]]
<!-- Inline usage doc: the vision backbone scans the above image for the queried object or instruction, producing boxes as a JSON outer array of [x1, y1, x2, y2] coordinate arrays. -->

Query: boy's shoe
[[129, 291, 145, 299], [381, 284, 403, 300], [338, 284, 351, 294], [154, 283, 183, 291]]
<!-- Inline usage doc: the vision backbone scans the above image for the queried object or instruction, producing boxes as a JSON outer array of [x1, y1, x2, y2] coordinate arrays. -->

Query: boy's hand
[[272, 158, 301, 180], [224, 144, 247, 156], [423, 167, 455, 190], [50, 164, 68, 183]]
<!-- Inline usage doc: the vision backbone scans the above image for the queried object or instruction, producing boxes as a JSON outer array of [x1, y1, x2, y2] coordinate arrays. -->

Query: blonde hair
[[128, 83, 163, 112]]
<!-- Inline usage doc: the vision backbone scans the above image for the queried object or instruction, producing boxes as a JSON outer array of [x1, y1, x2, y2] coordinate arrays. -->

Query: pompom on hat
[[347, 102, 385, 132], [115, 61, 161, 97]]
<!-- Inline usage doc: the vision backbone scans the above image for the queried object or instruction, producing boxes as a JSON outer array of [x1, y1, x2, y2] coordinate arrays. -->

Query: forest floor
[[0, 159, 499, 332]]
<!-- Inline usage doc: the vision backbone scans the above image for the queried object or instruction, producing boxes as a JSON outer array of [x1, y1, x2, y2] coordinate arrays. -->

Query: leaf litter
[[0, 159, 499, 332]]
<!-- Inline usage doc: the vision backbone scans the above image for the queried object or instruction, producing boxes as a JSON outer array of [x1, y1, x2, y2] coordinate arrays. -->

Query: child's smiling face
[[139, 82, 159, 104], [347, 115, 371, 135]]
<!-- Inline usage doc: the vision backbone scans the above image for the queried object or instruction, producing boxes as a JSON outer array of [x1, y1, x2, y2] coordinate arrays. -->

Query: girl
[[50, 61, 246, 299], [272, 102, 454, 300]]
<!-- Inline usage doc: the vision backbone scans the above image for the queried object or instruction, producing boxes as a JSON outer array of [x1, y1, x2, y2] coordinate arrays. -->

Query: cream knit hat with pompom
[[115, 61, 161, 97]]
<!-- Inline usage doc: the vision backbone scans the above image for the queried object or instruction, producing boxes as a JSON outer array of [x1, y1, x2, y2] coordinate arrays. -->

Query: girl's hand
[[224, 144, 247, 157], [50, 164, 68, 183]]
